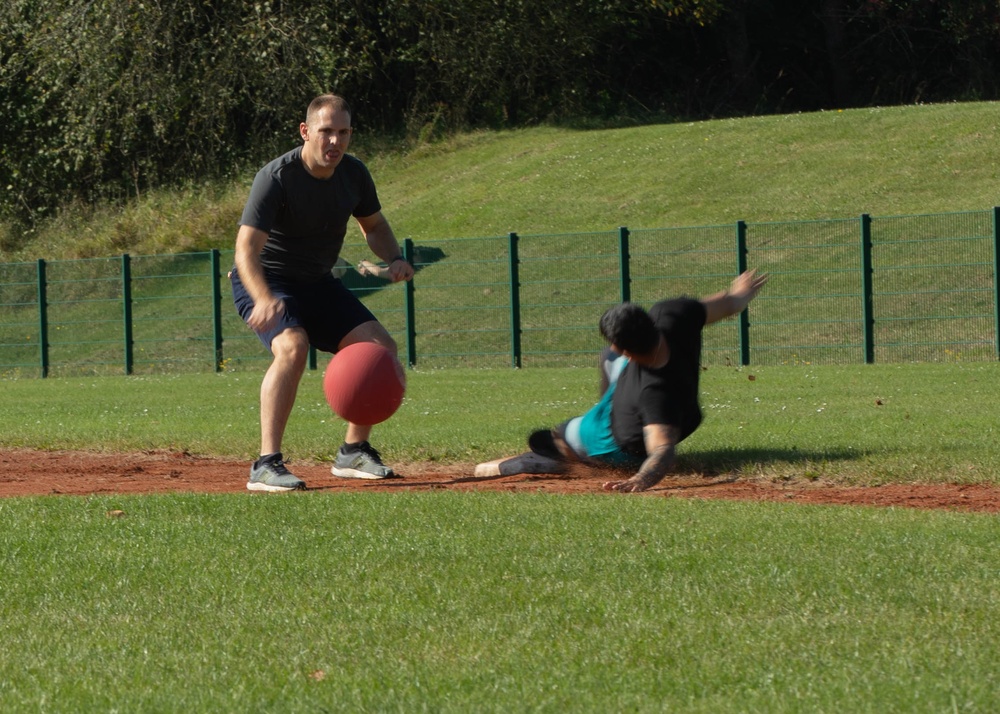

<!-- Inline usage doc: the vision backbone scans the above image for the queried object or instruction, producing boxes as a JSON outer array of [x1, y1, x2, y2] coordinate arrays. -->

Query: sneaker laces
[[345, 441, 385, 464], [260, 453, 293, 475]]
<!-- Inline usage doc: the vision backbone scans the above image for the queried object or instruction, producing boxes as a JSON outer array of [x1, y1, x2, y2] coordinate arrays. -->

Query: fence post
[[736, 220, 751, 365], [122, 253, 134, 375], [993, 207, 1000, 360], [404, 238, 417, 367], [36, 259, 49, 378], [508, 232, 522, 368], [617, 226, 631, 303], [210, 249, 224, 371], [860, 214, 875, 364]]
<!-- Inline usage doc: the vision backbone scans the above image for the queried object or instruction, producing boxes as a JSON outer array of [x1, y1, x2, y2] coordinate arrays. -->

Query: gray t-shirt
[[239, 146, 382, 282]]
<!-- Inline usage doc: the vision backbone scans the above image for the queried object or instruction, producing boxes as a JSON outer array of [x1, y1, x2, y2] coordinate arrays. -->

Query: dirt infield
[[2, 448, 998, 513]]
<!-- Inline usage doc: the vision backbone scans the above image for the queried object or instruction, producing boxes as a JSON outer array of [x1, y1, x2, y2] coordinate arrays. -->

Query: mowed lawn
[[0, 364, 998, 711]]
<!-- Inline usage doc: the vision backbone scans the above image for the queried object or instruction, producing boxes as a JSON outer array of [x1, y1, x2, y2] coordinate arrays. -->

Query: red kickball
[[323, 342, 405, 425]]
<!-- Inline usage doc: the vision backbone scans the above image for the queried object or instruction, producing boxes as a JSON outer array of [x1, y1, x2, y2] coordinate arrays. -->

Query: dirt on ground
[[1, 448, 998, 513]]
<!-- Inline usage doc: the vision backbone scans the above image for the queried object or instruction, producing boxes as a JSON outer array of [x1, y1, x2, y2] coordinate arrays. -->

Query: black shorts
[[231, 268, 377, 354]]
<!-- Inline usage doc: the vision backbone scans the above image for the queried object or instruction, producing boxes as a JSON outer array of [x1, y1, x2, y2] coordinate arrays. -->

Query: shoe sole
[[246, 481, 305, 492], [330, 466, 397, 480]]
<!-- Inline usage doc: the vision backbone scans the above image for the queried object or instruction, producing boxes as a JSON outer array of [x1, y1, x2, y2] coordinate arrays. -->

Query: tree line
[[2, 0, 998, 228]]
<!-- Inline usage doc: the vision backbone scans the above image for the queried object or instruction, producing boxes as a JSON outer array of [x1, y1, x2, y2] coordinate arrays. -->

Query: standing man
[[232, 94, 414, 492], [524, 270, 768, 493]]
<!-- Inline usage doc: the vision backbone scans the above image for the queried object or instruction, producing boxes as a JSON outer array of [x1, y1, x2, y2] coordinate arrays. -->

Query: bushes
[[2, 0, 1000, 229]]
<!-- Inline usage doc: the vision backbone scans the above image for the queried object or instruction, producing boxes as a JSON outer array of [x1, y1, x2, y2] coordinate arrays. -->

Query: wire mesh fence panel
[[44, 257, 127, 376], [872, 211, 996, 362], [0, 261, 42, 377], [1, 210, 998, 377], [748, 218, 864, 365], [129, 253, 219, 373], [406, 238, 511, 368], [518, 231, 621, 367]]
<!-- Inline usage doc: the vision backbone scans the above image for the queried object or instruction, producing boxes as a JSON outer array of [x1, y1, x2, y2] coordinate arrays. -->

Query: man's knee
[[271, 328, 310, 367], [375, 332, 398, 355], [340, 320, 397, 355]]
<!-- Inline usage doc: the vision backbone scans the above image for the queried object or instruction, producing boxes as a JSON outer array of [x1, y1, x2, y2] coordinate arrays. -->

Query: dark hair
[[599, 303, 658, 355], [306, 94, 352, 124]]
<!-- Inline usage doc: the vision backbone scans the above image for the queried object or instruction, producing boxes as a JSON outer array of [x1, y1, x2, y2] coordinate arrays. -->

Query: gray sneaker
[[247, 453, 306, 492], [331, 441, 397, 480]]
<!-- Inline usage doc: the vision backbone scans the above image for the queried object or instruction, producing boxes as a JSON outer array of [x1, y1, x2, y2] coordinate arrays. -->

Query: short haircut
[[599, 302, 658, 355], [306, 94, 352, 124]]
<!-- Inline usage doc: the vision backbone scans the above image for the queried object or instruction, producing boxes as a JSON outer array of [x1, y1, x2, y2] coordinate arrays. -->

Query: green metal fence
[[1, 209, 998, 378]]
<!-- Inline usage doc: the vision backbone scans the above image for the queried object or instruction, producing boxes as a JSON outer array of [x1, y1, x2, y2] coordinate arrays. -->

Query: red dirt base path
[[1, 448, 998, 513]]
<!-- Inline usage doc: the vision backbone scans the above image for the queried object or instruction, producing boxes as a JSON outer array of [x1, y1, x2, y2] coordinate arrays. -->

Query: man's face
[[299, 105, 353, 177]]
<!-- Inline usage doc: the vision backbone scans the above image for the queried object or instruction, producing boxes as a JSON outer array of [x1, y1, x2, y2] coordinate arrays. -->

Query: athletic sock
[[257, 451, 282, 466]]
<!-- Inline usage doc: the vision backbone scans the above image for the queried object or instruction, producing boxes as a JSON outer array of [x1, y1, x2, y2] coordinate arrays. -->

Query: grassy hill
[[6, 101, 1000, 261]]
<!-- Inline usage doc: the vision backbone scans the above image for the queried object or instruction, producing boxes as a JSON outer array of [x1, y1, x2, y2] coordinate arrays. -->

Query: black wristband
[[388, 255, 404, 264]]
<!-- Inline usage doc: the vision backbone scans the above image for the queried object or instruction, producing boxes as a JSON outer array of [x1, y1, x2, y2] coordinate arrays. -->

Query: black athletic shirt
[[610, 297, 707, 456], [239, 147, 382, 282]]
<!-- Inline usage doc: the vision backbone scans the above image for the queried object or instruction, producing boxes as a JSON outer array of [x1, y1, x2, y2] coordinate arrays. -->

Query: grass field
[[2, 104, 1000, 711], [2, 365, 999, 710], [1, 483, 997, 712]]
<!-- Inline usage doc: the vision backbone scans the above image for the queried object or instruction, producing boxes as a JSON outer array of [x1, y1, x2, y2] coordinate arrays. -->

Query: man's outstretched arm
[[702, 269, 769, 325], [603, 424, 679, 493]]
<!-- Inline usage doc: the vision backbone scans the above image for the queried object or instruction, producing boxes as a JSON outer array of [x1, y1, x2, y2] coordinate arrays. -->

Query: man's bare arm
[[603, 423, 679, 493], [234, 225, 284, 332], [701, 269, 769, 325], [356, 211, 414, 283]]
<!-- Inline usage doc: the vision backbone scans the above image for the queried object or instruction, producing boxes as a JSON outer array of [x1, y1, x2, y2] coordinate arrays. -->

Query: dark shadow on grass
[[677, 446, 863, 477]]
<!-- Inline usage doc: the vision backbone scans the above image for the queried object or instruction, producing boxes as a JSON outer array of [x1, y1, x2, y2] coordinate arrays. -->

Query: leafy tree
[[2, 0, 1000, 231]]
